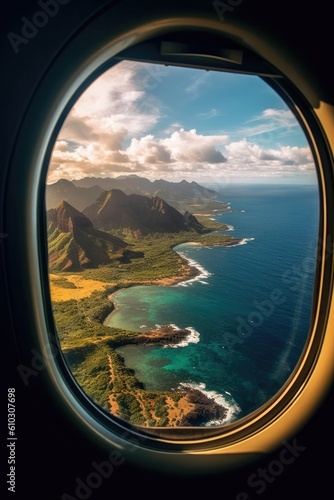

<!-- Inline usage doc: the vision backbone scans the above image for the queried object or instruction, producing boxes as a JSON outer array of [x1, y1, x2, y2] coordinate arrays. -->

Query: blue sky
[[48, 60, 317, 186]]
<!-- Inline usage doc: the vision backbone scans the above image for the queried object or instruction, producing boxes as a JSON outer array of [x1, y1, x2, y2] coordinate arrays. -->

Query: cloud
[[223, 140, 314, 178], [47, 61, 168, 182], [197, 108, 219, 120], [262, 108, 295, 125], [48, 125, 230, 183], [54, 140, 69, 152], [59, 116, 128, 152], [280, 145, 314, 169], [161, 129, 228, 163], [121, 128, 224, 169], [47, 61, 316, 185], [238, 108, 298, 140], [185, 72, 210, 97], [57, 60, 162, 147], [48, 133, 315, 184], [125, 135, 173, 164]]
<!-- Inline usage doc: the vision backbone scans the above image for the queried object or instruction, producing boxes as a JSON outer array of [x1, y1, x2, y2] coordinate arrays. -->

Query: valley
[[47, 176, 241, 427]]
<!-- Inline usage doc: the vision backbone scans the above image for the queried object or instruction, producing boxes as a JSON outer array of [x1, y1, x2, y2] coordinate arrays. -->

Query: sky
[[47, 60, 317, 187]]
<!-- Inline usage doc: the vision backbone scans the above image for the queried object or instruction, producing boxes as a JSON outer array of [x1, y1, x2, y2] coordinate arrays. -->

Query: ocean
[[106, 184, 320, 425]]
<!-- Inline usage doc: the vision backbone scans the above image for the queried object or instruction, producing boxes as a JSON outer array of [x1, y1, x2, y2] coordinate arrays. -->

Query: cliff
[[83, 189, 205, 234], [47, 200, 129, 271]]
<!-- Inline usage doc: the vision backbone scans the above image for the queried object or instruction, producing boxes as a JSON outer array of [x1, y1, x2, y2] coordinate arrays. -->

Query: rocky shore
[[176, 387, 228, 426], [133, 324, 193, 346]]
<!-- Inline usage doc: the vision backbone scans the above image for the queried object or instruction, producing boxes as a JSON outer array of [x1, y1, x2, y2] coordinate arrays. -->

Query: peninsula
[[47, 180, 243, 427]]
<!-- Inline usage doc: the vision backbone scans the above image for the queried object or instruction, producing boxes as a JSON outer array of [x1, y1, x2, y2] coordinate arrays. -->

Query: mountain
[[83, 189, 205, 234], [46, 176, 222, 214], [46, 179, 105, 211], [72, 175, 218, 208], [47, 201, 129, 272], [72, 174, 217, 198]]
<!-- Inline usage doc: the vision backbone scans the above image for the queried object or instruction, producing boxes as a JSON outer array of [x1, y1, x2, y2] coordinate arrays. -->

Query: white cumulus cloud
[[47, 61, 316, 185]]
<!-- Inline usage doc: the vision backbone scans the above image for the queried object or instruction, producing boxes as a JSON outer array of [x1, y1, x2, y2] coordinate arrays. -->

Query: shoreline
[[104, 244, 203, 327], [131, 324, 198, 347], [102, 238, 247, 333], [104, 236, 244, 329], [104, 265, 201, 324], [72, 237, 245, 426]]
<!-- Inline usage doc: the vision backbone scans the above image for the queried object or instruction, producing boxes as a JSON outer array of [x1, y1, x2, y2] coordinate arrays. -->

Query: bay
[[106, 184, 320, 424]]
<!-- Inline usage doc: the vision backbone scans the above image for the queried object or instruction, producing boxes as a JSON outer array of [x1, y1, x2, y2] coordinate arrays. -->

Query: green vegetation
[[196, 234, 237, 246], [81, 224, 235, 283], [50, 217, 238, 426], [48, 228, 72, 254], [68, 344, 112, 411], [56, 295, 187, 425], [52, 290, 139, 351], [169, 198, 229, 215]]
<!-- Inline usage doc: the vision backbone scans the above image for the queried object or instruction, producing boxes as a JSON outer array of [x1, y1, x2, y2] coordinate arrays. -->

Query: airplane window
[[45, 60, 319, 430]]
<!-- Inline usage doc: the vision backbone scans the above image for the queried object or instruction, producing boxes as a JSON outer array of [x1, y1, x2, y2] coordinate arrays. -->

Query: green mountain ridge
[[46, 175, 221, 213], [47, 191, 205, 271], [83, 189, 205, 234], [47, 200, 129, 272], [72, 175, 217, 200]]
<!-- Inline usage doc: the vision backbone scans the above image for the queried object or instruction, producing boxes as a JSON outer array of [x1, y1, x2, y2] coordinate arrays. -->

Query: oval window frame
[[5, 1, 334, 473]]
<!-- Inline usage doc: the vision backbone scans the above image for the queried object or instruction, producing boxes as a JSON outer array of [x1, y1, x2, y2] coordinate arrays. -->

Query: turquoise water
[[106, 184, 320, 424]]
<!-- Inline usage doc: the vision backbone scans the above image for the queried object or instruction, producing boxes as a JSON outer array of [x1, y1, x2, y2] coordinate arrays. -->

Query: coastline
[[104, 236, 242, 328], [104, 244, 203, 326], [102, 237, 243, 426], [131, 324, 197, 346], [104, 266, 200, 324]]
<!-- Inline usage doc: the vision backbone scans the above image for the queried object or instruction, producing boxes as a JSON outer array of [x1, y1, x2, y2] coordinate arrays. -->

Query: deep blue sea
[[106, 184, 320, 425]]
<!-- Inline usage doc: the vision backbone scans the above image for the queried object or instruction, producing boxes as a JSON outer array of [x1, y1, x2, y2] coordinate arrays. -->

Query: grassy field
[[49, 222, 238, 426], [49, 273, 118, 302], [49, 222, 237, 302]]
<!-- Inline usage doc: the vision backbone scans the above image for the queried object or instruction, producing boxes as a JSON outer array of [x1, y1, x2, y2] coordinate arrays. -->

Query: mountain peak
[[47, 201, 128, 272], [83, 189, 204, 234], [54, 178, 73, 187], [48, 200, 93, 233]]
